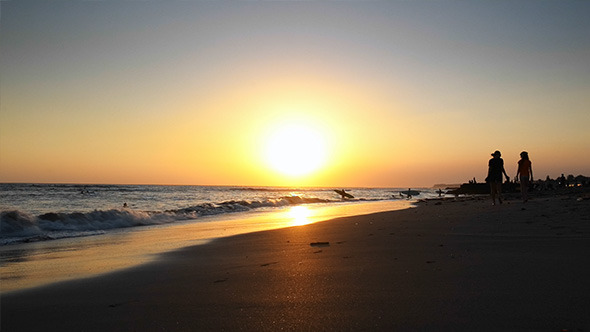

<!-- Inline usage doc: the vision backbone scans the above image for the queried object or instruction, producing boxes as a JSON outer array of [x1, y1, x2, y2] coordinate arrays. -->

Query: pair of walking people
[[487, 150, 533, 205]]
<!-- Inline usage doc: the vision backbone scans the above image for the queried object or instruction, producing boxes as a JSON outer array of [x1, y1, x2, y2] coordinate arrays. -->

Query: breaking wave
[[0, 196, 332, 245]]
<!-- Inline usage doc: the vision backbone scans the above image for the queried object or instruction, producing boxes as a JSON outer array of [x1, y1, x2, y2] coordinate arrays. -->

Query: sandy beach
[[2, 191, 589, 331]]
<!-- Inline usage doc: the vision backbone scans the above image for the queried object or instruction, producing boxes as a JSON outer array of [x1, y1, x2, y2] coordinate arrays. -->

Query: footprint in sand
[[260, 261, 279, 267]]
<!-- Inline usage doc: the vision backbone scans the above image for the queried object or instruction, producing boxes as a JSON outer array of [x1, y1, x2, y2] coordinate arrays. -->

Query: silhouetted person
[[335, 189, 353, 200], [558, 174, 566, 187], [486, 150, 509, 205], [515, 151, 533, 203], [545, 175, 555, 190]]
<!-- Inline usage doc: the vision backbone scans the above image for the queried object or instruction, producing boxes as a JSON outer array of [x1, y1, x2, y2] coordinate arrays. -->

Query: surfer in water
[[400, 188, 420, 199], [335, 189, 353, 200]]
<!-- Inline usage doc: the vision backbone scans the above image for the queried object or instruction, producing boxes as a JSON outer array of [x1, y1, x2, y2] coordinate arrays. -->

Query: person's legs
[[490, 182, 501, 205], [520, 176, 529, 202], [489, 183, 495, 204]]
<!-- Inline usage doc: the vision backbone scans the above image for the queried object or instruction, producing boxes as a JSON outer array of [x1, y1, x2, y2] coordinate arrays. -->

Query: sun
[[264, 123, 327, 177]]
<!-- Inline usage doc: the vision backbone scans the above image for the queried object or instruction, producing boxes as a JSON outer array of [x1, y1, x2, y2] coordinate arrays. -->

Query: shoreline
[[0, 200, 411, 293], [2, 191, 589, 331]]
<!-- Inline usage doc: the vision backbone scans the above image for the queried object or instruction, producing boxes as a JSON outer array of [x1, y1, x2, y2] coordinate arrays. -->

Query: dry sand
[[2, 191, 589, 331]]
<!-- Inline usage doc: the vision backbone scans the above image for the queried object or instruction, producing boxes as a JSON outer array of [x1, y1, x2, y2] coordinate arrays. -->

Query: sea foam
[[0, 196, 331, 245]]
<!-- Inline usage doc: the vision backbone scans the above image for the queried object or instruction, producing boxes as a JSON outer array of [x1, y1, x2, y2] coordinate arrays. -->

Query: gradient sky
[[1, 0, 589, 187]]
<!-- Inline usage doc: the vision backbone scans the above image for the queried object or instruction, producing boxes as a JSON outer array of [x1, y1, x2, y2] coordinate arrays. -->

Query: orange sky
[[1, 1, 589, 187]]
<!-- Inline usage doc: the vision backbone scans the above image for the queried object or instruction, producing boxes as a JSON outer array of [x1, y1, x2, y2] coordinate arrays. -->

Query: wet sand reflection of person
[[486, 150, 510, 205], [515, 151, 533, 203]]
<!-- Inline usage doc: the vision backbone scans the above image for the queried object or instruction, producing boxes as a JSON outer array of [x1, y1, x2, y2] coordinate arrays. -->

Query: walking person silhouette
[[486, 150, 510, 205], [515, 151, 533, 203]]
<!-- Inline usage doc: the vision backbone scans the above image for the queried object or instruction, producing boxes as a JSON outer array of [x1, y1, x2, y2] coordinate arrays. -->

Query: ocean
[[0, 183, 440, 291], [0, 183, 441, 246]]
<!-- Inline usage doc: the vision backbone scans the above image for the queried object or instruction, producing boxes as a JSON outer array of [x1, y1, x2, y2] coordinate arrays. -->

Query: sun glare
[[288, 205, 312, 226], [264, 123, 327, 177]]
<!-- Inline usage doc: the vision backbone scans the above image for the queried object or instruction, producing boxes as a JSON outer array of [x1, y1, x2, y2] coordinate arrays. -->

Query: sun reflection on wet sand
[[288, 206, 313, 226], [0, 200, 411, 292]]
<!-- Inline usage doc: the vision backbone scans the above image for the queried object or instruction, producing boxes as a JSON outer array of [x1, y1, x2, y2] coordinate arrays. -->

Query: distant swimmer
[[334, 189, 354, 200]]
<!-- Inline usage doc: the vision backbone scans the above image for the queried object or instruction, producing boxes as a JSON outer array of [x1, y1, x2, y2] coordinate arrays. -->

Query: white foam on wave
[[0, 209, 174, 245], [0, 196, 336, 245]]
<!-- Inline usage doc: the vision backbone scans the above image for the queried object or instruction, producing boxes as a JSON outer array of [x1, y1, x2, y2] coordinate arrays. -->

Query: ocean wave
[[229, 187, 328, 192], [0, 195, 334, 245]]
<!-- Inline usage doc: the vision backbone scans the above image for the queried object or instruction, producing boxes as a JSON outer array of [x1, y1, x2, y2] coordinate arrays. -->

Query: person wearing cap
[[486, 150, 510, 205], [515, 151, 533, 203]]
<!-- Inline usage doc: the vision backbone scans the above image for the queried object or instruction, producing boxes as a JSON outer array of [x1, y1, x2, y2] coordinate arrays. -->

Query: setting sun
[[263, 123, 328, 177]]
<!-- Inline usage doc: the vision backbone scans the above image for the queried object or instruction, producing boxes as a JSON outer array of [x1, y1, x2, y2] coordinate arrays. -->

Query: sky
[[1, 0, 589, 188]]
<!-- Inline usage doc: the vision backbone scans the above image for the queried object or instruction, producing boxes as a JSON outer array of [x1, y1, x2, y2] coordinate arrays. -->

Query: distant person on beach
[[515, 151, 533, 203], [486, 150, 509, 205], [558, 173, 566, 187]]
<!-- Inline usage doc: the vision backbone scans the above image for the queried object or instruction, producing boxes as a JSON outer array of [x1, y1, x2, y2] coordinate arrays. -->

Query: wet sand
[[2, 192, 589, 331], [0, 200, 409, 292]]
